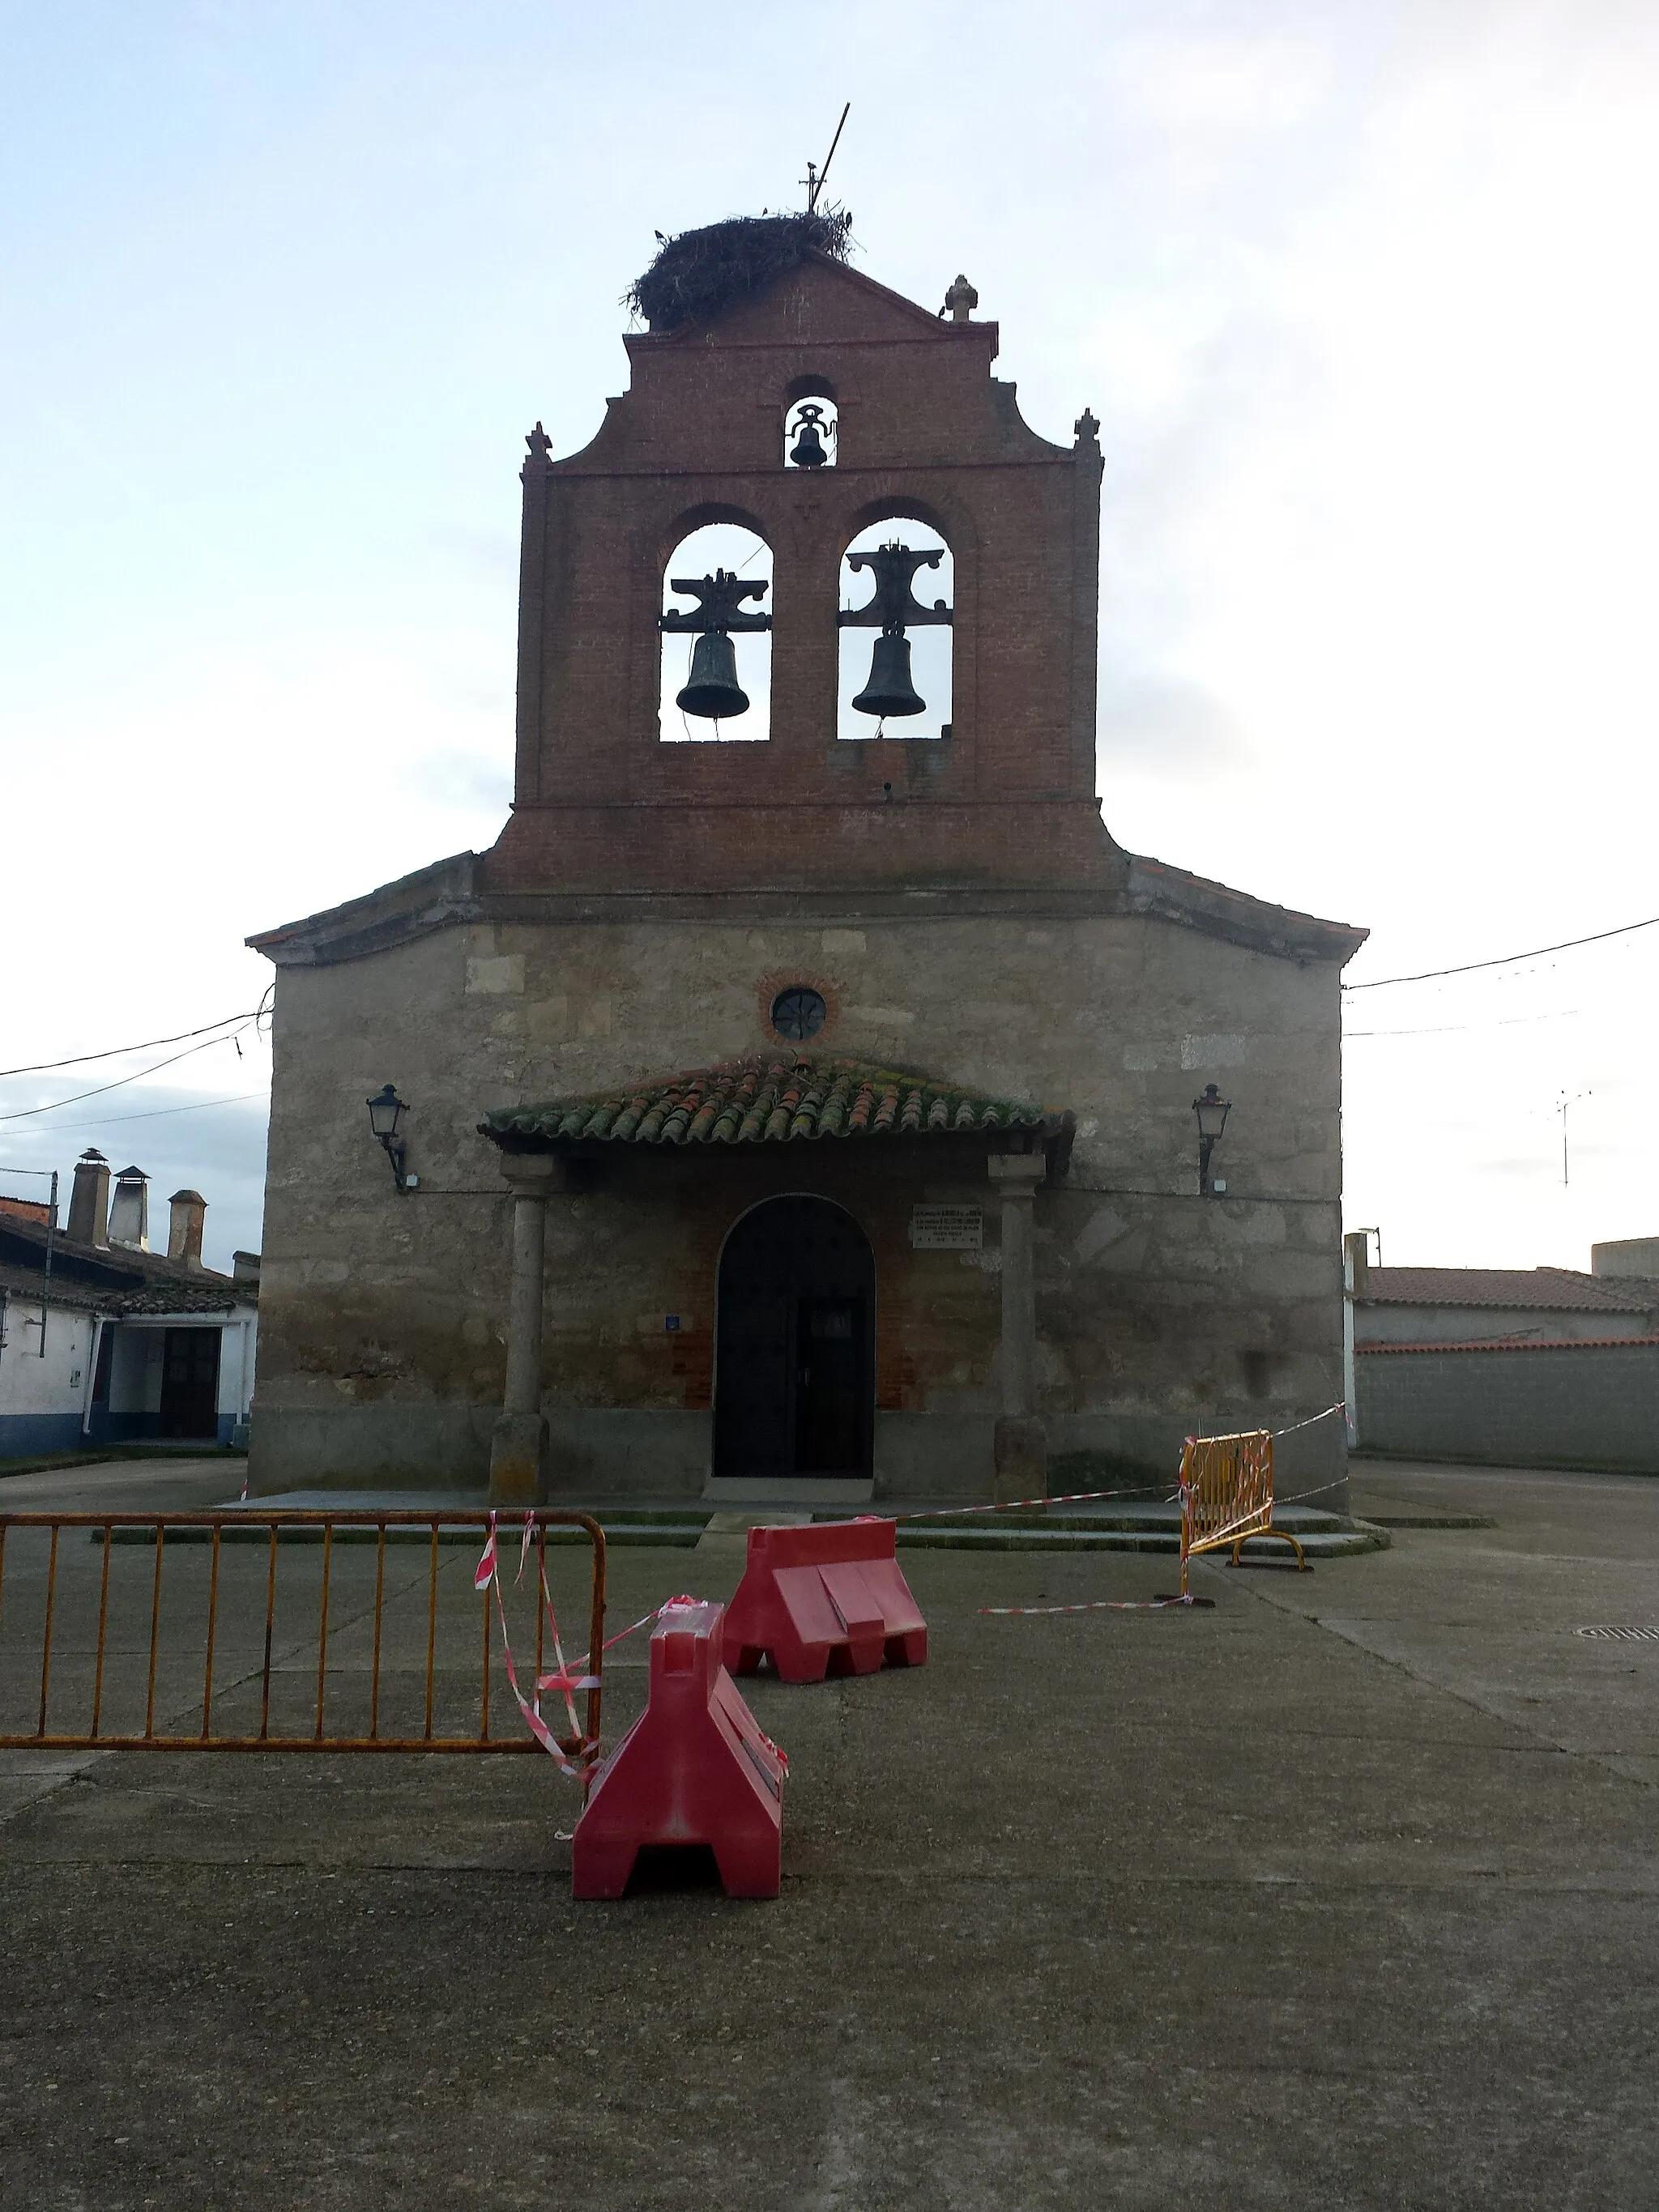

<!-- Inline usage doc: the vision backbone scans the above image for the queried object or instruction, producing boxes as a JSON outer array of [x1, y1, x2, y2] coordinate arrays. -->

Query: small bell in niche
[[851, 633, 926, 719], [788, 401, 830, 470], [676, 631, 749, 720]]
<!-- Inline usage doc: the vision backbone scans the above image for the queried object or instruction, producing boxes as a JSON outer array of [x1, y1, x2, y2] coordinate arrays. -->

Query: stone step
[[894, 1524, 1390, 1558]]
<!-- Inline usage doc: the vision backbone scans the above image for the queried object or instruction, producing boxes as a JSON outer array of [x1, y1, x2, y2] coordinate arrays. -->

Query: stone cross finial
[[525, 421, 552, 461], [1073, 408, 1100, 449], [940, 274, 979, 323]]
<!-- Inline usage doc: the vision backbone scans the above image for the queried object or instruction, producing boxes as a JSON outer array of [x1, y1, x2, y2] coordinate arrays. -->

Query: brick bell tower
[[482, 236, 1123, 903]]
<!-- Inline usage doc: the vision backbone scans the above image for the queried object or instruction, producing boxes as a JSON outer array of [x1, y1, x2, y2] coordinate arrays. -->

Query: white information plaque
[[909, 1204, 984, 1251]]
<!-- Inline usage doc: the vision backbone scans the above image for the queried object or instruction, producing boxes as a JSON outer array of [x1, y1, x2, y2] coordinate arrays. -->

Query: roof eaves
[[1357, 1336, 1659, 1355], [1121, 855, 1367, 966]]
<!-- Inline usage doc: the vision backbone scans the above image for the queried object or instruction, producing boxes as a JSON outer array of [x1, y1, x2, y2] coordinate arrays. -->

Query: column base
[[993, 1416, 1047, 1504], [488, 1412, 548, 1507]]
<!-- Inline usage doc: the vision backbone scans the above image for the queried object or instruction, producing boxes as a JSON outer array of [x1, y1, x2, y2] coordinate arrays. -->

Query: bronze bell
[[851, 633, 926, 718], [789, 403, 829, 469], [676, 631, 749, 720]]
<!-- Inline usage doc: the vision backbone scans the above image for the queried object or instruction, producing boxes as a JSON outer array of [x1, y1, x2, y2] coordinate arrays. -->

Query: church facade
[[247, 232, 1364, 1506]]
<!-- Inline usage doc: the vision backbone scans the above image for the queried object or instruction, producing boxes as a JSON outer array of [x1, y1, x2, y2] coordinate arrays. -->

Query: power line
[[2, 1090, 267, 1136], [0, 1009, 262, 1080], [1345, 1008, 1582, 1039], [0, 1029, 255, 1123], [1343, 914, 1659, 991]]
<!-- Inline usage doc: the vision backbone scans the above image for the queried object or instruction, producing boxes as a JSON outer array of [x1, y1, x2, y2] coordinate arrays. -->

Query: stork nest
[[627, 210, 853, 334]]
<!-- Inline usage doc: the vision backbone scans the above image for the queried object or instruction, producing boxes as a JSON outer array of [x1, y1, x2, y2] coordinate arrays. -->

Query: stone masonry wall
[[249, 906, 1345, 1498]]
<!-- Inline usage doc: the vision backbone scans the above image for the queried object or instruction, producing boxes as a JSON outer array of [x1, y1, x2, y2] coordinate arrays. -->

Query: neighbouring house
[[246, 217, 1367, 1507], [1345, 1235, 1659, 1473], [1592, 1236, 1659, 1281], [0, 1150, 258, 1459]]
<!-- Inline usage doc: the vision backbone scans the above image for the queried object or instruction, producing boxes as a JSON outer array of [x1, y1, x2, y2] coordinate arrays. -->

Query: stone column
[[987, 1152, 1047, 1502], [489, 1153, 562, 1507]]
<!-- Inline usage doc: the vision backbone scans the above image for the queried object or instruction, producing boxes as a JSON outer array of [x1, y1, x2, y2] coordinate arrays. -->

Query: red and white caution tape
[[1273, 1401, 1346, 1440], [979, 1595, 1205, 1616], [472, 1517, 498, 1592], [474, 1513, 595, 1781], [887, 1402, 1347, 1525], [889, 1481, 1177, 1522]]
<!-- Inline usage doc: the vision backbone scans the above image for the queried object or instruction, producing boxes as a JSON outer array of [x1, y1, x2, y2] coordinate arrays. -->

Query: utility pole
[[40, 1168, 56, 1356]]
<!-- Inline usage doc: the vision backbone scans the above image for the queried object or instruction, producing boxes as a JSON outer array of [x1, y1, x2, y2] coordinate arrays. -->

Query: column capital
[[987, 1152, 1047, 1192], [498, 1151, 565, 1197]]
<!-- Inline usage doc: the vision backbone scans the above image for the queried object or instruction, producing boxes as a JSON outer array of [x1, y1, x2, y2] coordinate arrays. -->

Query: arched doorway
[[713, 1196, 875, 1481]]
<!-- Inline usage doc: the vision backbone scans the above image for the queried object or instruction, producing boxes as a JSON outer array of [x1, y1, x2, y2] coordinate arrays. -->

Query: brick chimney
[[168, 1188, 207, 1270], [68, 1149, 112, 1247], [107, 1164, 150, 1251]]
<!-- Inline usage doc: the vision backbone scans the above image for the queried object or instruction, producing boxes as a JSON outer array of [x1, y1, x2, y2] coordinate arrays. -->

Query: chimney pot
[[69, 1149, 112, 1247], [107, 1165, 150, 1251], [168, 1188, 207, 1270]]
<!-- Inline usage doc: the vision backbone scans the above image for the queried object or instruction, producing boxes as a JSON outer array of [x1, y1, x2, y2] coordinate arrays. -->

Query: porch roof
[[480, 1055, 1073, 1165]]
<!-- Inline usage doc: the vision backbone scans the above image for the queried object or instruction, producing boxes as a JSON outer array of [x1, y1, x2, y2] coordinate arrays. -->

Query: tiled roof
[[0, 1264, 241, 1319], [0, 1213, 252, 1305], [113, 1282, 245, 1315], [0, 1263, 111, 1315], [1361, 1268, 1657, 1313], [482, 1056, 1073, 1153]]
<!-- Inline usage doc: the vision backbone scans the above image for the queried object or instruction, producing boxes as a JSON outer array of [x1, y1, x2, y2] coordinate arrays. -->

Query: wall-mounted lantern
[[1193, 1083, 1230, 1196], [366, 1085, 414, 1192]]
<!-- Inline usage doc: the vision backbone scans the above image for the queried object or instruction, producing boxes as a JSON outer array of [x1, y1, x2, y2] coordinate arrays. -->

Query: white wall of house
[[0, 1296, 100, 1453]]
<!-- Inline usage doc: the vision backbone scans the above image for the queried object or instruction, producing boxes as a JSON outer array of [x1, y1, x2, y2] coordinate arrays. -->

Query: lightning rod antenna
[[804, 103, 851, 212]]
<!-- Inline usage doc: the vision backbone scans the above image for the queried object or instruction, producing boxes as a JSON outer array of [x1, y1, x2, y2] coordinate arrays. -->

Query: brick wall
[[488, 254, 1120, 901]]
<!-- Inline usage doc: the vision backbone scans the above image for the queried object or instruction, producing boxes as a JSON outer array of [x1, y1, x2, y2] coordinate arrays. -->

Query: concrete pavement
[[0, 1453, 1655, 2207]]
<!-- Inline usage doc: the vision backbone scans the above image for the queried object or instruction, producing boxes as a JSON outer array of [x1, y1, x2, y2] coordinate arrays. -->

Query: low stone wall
[[1355, 1340, 1659, 1474]]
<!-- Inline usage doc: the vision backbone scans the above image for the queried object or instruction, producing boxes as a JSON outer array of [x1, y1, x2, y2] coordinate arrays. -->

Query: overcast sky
[[3, 0, 1657, 1273]]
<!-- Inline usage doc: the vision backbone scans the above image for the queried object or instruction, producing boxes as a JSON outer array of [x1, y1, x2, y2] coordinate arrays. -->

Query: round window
[[770, 986, 826, 1042]]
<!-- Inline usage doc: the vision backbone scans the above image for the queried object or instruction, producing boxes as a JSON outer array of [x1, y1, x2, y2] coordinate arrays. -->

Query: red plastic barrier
[[571, 1599, 785, 1899], [722, 1518, 928, 1686]]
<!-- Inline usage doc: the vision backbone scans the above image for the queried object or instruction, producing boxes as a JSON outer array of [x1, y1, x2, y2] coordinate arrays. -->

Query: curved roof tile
[[480, 1055, 1072, 1157]]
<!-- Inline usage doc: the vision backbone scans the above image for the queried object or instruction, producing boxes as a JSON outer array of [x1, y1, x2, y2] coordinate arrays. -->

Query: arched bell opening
[[659, 522, 774, 743], [836, 517, 953, 743], [712, 1195, 876, 1481], [783, 389, 838, 470]]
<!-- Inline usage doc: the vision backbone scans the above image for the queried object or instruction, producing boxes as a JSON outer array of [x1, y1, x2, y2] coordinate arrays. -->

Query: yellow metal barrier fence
[[1178, 1430, 1308, 1597], [0, 1510, 606, 1766]]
